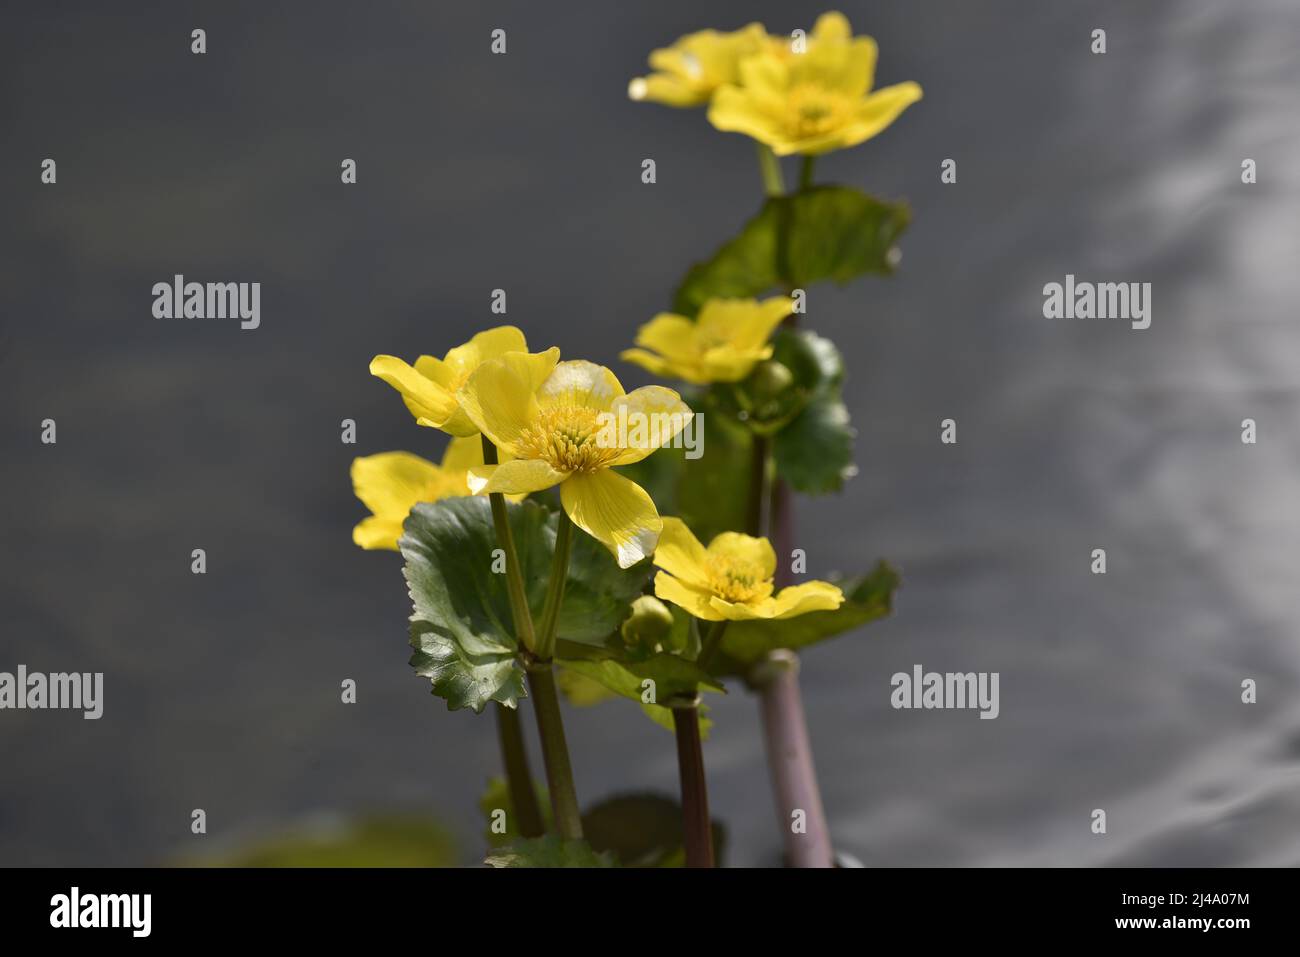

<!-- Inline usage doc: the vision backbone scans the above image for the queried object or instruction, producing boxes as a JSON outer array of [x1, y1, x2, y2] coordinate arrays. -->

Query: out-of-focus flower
[[628, 22, 767, 108], [621, 296, 792, 385], [652, 517, 843, 620], [708, 12, 922, 156], [351, 437, 509, 550]]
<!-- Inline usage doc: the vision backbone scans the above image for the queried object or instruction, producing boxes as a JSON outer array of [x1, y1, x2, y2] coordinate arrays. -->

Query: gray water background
[[2, 0, 1299, 866]]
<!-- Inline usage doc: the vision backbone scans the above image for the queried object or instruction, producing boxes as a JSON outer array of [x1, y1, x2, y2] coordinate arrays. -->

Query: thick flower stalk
[[349, 434, 544, 841]]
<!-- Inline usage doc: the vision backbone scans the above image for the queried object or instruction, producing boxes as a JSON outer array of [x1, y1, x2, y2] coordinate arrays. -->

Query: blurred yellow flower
[[369, 327, 555, 437], [628, 22, 767, 107], [708, 12, 922, 156], [652, 518, 844, 621], [459, 356, 691, 568], [351, 437, 510, 551], [621, 296, 792, 385]]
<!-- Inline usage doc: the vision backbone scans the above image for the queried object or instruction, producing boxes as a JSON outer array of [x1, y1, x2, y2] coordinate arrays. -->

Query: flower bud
[[749, 359, 794, 399], [621, 595, 674, 648]]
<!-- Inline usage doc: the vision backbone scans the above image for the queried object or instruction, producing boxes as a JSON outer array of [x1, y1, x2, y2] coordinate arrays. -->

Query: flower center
[[517, 406, 621, 474], [706, 555, 769, 604], [785, 84, 852, 139]]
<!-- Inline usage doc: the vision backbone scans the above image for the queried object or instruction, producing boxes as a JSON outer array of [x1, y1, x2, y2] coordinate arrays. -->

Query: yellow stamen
[[706, 554, 770, 603], [517, 406, 622, 474]]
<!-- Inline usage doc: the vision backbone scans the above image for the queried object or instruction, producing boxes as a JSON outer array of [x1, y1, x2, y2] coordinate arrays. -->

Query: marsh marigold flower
[[458, 355, 691, 568], [652, 517, 843, 621], [628, 22, 767, 108], [369, 326, 555, 437], [708, 12, 922, 156], [351, 437, 513, 550], [621, 296, 792, 385]]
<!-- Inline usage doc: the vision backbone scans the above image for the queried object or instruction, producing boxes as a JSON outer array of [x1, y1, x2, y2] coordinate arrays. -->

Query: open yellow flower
[[369, 326, 556, 437], [351, 437, 518, 550], [652, 517, 844, 621], [708, 12, 922, 156], [621, 296, 792, 385], [459, 356, 691, 568], [628, 22, 767, 107]]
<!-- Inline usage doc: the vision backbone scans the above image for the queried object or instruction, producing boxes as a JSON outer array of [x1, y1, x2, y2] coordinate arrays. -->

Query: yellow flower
[[628, 22, 767, 108], [459, 355, 691, 568], [621, 296, 792, 385], [652, 517, 844, 621], [351, 437, 515, 550], [369, 326, 556, 437], [708, 12, 922, 156]]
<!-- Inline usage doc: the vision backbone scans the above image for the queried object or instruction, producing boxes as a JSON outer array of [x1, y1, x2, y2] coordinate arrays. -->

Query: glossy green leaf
[[673, 185, 910, 316], [774, 393, 856, 494], [400, 497, 652, 712], [716, 561, 901, 673]]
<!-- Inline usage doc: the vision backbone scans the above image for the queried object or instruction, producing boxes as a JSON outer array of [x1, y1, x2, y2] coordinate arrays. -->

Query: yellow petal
[[352, 515, 405, 551], [607, 386, 692, 466], [440, 435, 486, 471], [698, 296, 792, 351], [369, 355, 456, 426], [442, 325, 529, 380], [620, 347, 688, 382], [457, 348, 560, 453], [629, 73, 704, 107], [811, 11, 852, 43], [651, 517, 712, 588], [539, 360, 625, 413], [467, 459, 569, 496], [634, 313, 700, 363], [560, 470, 661, 569], [351, 452, 447, 518], [771, 581, 845, 619], [654, 570, 724, 621], [708, 85, 783, 148], [707, 532, 777, 582], [700, 344, 772, 382], [350, 451, 464, 550]]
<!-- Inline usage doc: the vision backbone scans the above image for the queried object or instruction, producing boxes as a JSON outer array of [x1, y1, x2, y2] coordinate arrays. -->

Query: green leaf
[[716, 561, 901, 673], [181, 814, 458, 867], [559, 653, 723, 703], [484, 835, 615, 868], [774, 393, 856, 494], [559, 653, 719, 737], [400, 497, 651, 712], [673, 185, 910, 316], [581, 793, 727, 867], [478, 777, 552, 849]]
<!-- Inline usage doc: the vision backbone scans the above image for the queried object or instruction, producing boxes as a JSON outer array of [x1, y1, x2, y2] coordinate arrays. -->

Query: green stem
[[526, 664, 583, 840], [671, 698, 714, 867], [799, 155, 816, 191], [493, 703, 545, 838], [481, 435, 536, 653], [535, 510, 574, 661], [698, 620, 730, 674], [756, 143, 785, 197], [747, 434, 768, 536]]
